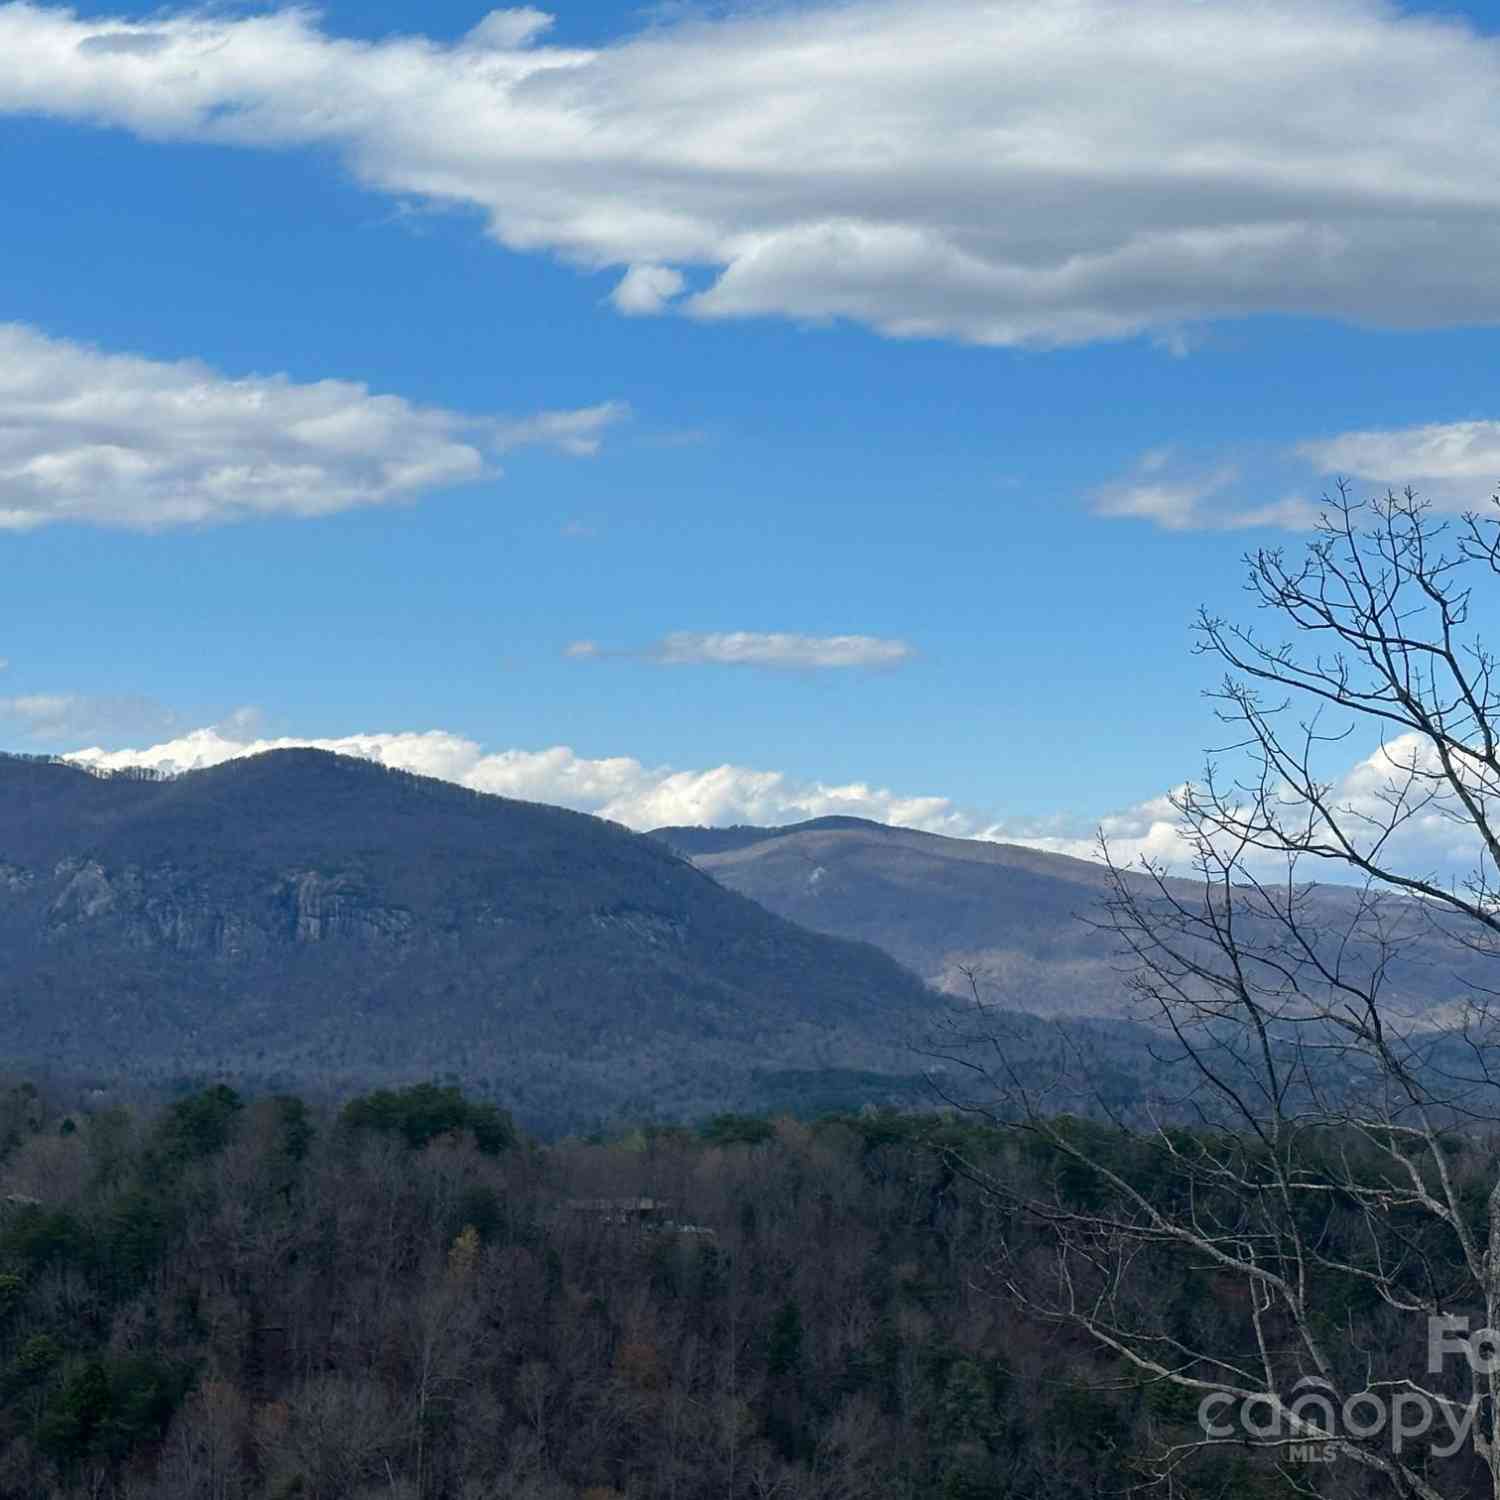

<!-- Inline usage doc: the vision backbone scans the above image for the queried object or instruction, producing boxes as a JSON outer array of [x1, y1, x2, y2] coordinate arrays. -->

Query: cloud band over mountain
[[51, 721, 1490, 887]]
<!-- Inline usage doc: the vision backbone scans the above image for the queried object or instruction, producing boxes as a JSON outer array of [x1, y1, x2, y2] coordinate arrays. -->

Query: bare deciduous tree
[[940, 489, 1500, 1498]]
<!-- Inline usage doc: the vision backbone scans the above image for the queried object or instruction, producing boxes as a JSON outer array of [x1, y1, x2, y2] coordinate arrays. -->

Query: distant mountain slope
[[654, 817, 891, 858], [649, 818, 1488, 1019], [0, 752, 940, 1128]]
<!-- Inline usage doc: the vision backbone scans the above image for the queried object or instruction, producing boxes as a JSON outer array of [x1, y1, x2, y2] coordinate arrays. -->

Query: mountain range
[[4, 754, 1484, 1133]]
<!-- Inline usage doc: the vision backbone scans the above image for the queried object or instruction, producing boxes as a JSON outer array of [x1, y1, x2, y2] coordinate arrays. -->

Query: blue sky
[[4, 0, 1500, 851]]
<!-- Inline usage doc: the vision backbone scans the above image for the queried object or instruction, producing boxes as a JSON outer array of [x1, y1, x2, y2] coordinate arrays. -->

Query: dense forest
[[3, 1074, 1457, 1500]]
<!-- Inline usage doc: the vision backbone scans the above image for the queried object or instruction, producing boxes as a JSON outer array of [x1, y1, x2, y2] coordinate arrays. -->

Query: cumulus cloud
[[0, 323, 623, 529], [62, 726, 977, 832], [566, 631, 916, 669], [6, 0, 1500, 346], [1009, 793, 1188, 868], [1015, 731, 1500, 893]]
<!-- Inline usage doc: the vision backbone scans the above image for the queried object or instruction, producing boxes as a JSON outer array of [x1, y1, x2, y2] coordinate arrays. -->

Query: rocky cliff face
[[284, 870, 414, 948], [33, 856, 415, 959]]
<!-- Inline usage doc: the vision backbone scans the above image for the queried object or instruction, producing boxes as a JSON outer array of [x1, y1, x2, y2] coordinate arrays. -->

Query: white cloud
[[465, 7, 553, 49], [1014, 731, 1500, 888], [1094, 463, 1234, 531], [1009, 793, 1189, 868], [1, 692, 179, 741], [492, 401, 627, 457], [1094, 415, 1500, 534], [62, 726, 975, 832], [0, 323, 622, 529], [567, 631, 916, 669], [1298, 420, 1500, 503], [654, 631, 914, 669], [6, 0, 1500, 346], [1094, 479, 1212, 530], [610, 264, 687, 316], [1094, 456, 1322, 532]]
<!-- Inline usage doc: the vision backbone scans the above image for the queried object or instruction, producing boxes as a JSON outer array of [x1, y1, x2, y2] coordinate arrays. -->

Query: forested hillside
[[0, 753, 938, 1130], [0, 1077, 1351, 1500]]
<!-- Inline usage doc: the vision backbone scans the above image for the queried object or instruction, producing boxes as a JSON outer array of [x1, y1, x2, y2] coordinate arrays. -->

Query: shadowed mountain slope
[[650, 817, 1490, 1020], [0, 752, 939, 1128]]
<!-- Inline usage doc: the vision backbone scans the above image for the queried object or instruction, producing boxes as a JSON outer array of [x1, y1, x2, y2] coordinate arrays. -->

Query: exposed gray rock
[[589, 906, 686, 946], [285, 870, 413, 946], [49, 858, 123, 926], [38, 854, 414, 959]]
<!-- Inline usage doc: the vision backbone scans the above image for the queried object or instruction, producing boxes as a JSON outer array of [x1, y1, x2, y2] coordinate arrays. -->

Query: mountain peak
[[0, 750, 935, 1130]]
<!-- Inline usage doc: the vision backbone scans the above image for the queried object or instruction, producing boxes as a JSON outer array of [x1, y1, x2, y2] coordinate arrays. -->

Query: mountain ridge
[[0, 751, 940, 1128], [649, 815, 1488, 1020]]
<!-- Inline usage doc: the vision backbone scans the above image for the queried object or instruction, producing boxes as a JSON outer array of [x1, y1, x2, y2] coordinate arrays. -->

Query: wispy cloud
[[1094, 416, 1500, 535], [0, 323, 622, 530], [6, 0, 1500, 347], [653, 632, 915, 669], [564, 631, 916, 670], [1297, 420, 1500, 503], [1, 692, 180, 742], [1093, 454, 1320, 532], [492, 402, 627, 458]]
